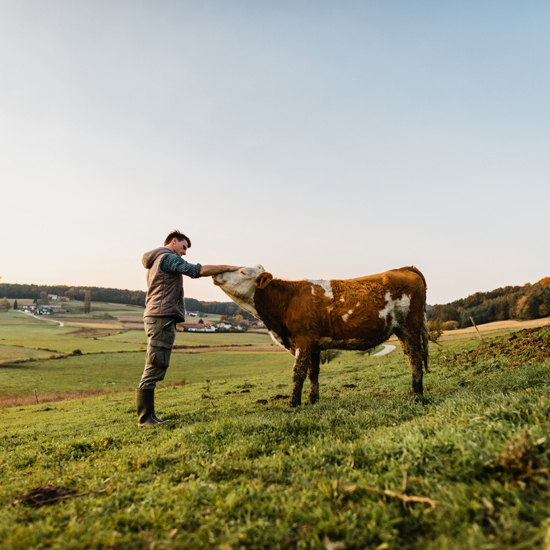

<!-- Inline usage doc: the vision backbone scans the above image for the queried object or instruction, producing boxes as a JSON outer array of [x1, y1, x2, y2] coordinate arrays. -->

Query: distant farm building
[[178, 323, 216, 332]]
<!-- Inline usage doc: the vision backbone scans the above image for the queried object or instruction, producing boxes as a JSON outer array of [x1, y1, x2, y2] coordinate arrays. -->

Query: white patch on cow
[[295, 349, 300, 359], [342, 309, 354, 323], [268, 329, 285, 349], [307, 279, 334, 300], [327, 306, 333, 313], [356, 302, 361, 307], [379, 292, 411, 328], [340, 297, 345, 302]]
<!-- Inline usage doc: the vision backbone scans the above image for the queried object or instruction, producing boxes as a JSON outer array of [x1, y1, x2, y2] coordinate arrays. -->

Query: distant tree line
[[0, 283, 255, 320], [428, 278, 550, 328], [0, 283, 147, 306]]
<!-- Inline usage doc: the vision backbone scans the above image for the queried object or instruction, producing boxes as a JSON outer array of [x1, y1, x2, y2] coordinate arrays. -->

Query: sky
[[1, 1, 549, 305]]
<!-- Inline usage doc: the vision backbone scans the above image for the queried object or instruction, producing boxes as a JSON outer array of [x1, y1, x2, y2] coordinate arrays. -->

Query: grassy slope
[[2, 327, 550, 549], [0, 351, 292, 395]]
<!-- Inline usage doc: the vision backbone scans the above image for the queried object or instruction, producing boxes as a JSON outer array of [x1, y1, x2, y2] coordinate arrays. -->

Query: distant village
[[179, 311, 264, 333], [17, 294, 69, 315]]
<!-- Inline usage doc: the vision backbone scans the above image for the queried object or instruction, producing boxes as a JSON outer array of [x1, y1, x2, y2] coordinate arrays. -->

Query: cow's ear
[[256, 272, 273, 289]]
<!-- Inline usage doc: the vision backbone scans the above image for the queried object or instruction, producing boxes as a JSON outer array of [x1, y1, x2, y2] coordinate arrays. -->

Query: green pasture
[[103, 329, 274, 347], [1, 331, 550, 548], [2, 310, 550, 549], [0, 314, 274, 366], [0, 351, 292, 396], [0, 323, 142, 357]]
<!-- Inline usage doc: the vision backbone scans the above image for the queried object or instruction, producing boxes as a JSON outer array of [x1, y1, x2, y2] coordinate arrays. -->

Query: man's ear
[[256, 272, 273, 289]]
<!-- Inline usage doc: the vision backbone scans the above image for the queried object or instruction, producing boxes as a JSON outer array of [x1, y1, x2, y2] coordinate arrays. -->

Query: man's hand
[[199, 265, 243, 277]]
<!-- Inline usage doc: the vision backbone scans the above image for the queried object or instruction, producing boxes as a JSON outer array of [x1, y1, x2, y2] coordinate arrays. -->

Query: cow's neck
[[254, 281, 294, 350]]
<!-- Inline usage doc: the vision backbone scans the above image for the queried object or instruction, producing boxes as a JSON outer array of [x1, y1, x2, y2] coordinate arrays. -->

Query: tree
[[84, 290, 92, 314], [219, 315, 228, 322], [66, 288, 77, 300], [235, 314, 243, 325], [198, 318, 204, 324], [13, 299, 18, 310], [38, 291, 49, 305], [1, 297, 11, 312]]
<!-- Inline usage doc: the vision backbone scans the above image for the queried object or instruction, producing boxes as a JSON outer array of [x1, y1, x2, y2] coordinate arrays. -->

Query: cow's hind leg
[[290, 347, 315, 407], [307, 349, 321, 405], [395, 330, 424, 396]]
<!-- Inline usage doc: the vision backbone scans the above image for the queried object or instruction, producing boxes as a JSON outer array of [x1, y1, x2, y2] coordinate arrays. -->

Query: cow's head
[[213, 265, 272, 318]]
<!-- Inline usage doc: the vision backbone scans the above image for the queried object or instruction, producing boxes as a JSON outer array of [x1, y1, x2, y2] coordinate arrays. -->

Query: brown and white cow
[[213, 265, 429, 407]]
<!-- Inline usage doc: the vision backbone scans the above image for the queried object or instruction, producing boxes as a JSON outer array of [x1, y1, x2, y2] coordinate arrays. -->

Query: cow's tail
[[402, 266, 430, 373], [422, 308, 429, 373]]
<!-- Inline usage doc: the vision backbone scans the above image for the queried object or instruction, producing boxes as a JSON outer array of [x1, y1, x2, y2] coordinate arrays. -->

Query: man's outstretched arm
[[161, 255, 241, 279], [199, 265, 241, 277]]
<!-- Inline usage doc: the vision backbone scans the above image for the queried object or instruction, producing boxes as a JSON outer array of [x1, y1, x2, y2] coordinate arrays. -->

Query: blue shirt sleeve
[[160, 254, 202, 279]]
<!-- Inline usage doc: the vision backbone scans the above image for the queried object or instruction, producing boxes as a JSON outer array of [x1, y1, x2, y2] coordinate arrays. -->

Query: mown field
[[1, 309, 550, 549]]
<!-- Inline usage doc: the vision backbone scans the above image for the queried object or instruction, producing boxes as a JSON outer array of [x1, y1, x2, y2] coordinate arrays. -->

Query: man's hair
[[164, 230, 191, 247]]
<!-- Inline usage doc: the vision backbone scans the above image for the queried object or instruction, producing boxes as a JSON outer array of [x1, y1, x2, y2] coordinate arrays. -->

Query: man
[[137, 230, 240, 428]]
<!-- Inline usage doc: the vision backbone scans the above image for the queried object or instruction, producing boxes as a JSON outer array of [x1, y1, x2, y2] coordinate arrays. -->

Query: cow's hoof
[[309, 395, 319, 405], [289, 399, 301, 408], [410, 391, 428, 404]]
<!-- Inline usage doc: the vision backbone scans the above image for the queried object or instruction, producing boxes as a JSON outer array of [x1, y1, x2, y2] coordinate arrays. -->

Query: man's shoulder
[[142, 247, 174, 269]]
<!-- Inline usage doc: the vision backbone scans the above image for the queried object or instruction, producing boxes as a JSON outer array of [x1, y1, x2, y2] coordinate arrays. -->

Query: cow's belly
[[317, 335, 389, 351], [317, 317, 393, 350], [330, 318, 390, 342]]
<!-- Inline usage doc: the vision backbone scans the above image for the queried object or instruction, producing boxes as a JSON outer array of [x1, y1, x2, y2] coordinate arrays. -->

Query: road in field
[[16, 310, 64, 327], [372, 344, 396, 356]]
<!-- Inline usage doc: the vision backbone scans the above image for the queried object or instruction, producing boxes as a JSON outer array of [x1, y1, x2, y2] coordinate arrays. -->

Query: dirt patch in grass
[[117, 316, 145, 323], [0, 379, 188, 409], [64, 328, 126, 338], [11, 486, 79, 507], [434, 327, 550, 370], [121, 323, 145, 330], [0, 389, 130, 408], [172, 345, 283, 353]]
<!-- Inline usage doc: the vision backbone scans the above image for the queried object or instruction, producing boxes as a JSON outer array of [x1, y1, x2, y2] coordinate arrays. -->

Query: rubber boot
[[151, 405, 168, 425], [136, 389, 160, 428]]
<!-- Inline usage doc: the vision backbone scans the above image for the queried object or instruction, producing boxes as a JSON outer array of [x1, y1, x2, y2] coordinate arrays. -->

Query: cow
[[213, 265, 429, 407]]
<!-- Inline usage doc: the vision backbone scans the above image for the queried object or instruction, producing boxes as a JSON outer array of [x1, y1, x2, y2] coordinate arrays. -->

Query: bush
[[442, 320, 459, 330], [427, 321, 443, 344]]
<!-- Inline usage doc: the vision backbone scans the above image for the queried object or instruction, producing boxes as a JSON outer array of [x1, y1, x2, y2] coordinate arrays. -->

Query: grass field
[[1, 309, 550, 548]]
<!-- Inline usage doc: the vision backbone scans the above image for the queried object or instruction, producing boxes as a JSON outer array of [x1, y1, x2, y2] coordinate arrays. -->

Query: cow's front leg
[[308, 349, 321, 404], [290, 347, 314, 407]]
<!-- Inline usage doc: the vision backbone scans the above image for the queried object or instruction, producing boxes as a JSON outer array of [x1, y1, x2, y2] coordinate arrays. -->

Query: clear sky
[[1, 1, 549, 305]]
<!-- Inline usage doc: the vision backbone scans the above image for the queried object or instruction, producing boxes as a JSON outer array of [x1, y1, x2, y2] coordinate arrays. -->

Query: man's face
[[172, 238, 188, 257]]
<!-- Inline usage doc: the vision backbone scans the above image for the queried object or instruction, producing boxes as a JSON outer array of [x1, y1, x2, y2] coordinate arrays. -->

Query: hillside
[[428, 278, 550, 328], [2, 326, 550, 548]]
